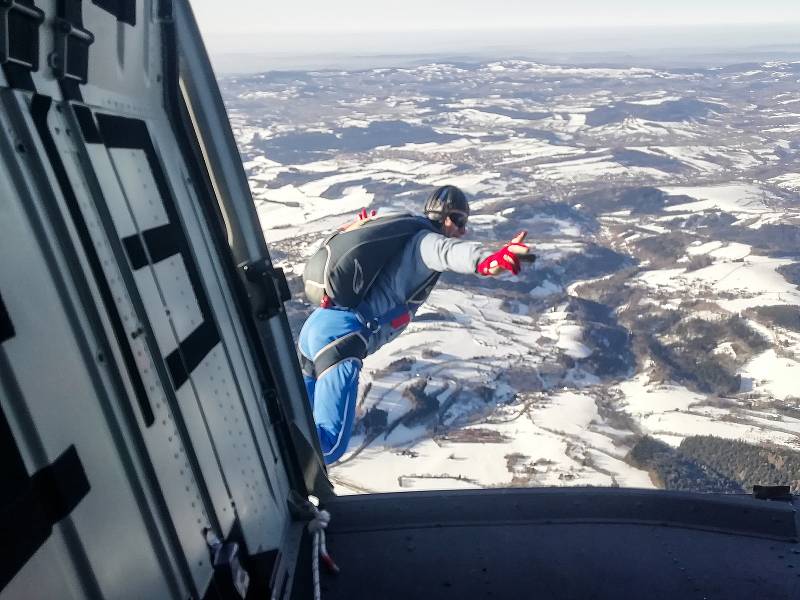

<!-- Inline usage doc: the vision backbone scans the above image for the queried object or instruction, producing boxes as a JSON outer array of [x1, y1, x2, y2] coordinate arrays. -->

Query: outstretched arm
[[416, 231, 489, 274], [416, 230, 533, 276]]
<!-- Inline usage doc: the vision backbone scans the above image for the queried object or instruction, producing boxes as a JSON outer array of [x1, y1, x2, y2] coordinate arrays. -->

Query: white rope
[[307, 505, 337, 600], [311, 527, 320, 600]]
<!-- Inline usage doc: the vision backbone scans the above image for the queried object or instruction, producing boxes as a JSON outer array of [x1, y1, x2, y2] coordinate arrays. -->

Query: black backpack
[[302, 213, 437, 308]]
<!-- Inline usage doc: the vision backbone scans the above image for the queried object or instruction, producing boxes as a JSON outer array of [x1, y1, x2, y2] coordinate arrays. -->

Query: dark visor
[[447, 211, 468, 228]]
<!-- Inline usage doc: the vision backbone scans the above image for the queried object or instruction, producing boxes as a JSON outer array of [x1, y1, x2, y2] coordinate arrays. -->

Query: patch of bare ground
[[397, 474, 481, 488], [503, 367, 544, 392], [760, 400, 800, 419], [572, 266, 641, 308], [370, 357, 415, 379], [746, 305, 800, 333], [355, 405, 387, 436], [593, 388, 642, 438], [401, 378, 440, 427], [630, 232, 698, 268], [502, 453, 560, 487], [437, 428, 512, 444]]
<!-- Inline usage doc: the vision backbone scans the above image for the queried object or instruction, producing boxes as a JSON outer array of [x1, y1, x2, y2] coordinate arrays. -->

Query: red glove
[[477, 231, 531, 276], [339, 207, 377, 231]]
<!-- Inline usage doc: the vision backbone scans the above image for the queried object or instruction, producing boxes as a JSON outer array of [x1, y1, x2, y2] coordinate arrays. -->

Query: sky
[[191, 0, 800, 34], [190, 1, 800, 72]]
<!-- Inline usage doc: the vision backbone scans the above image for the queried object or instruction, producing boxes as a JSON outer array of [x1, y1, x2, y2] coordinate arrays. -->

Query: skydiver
[[298, 185, 532, 464]]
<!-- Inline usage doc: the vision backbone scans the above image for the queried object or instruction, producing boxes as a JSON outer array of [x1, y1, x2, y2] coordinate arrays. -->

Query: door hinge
[[51, 0, 94, 84], [241, 259, 292, 321], [0, 0, 45, 70]]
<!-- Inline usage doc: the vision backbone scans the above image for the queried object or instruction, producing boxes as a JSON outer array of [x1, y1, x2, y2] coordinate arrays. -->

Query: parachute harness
[[307, 502, 339, 600]]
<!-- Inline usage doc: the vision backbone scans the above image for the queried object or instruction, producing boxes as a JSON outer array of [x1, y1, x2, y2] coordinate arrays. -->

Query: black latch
[[91, 0, 136, 26], [753, 485, 792, 501], [204, 529, 250, 599], [156, 0, 173, 21], [0, 290, 14, 343], [51, 0, 94, 84], [0, 444, 91, 592], [0, 0, 45, 70], [241, 259, 292, 321]]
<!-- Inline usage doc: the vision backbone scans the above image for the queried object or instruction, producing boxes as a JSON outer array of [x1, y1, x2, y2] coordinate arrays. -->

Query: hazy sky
[[192, 1, 800, 73], [191, 0, 800, 34]]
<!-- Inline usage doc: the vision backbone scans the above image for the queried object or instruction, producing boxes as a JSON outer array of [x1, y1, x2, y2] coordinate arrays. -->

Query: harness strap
[[354, 302, 410, 334], [300, 331, 368, 380], [299, 352, 316, 379], [300, 301, 415, 380], [408, 272, 440, 305]]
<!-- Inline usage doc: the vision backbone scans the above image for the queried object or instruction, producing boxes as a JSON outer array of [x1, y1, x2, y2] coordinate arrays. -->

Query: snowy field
[[332, 290, 656, 493], [222, 58, 800, 495]]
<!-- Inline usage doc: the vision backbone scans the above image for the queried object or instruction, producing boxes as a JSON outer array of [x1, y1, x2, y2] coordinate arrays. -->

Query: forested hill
[[629, 435, 800, 494]]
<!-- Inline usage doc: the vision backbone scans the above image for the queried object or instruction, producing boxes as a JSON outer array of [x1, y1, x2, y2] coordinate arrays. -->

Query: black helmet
[[424, 185, 470, 226]]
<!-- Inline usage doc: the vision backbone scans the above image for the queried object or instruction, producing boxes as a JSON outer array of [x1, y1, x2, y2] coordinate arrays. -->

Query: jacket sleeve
[[414, 231, 489, 275]]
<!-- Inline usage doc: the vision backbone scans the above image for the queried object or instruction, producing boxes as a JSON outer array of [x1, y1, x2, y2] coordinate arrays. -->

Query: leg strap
[[299, 352, 316, 379], [301, 331, 369, 380]]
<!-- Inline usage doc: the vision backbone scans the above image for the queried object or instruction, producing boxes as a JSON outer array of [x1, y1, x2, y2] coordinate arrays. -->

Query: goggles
[[446, 211, 468, 229]]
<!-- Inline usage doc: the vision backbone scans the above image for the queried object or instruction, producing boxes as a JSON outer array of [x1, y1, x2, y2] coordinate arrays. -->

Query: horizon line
[[201, 21, 800, 37]]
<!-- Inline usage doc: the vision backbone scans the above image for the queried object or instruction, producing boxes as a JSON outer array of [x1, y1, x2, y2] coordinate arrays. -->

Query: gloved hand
[[477, 231, 531, 276], [340, 207, 377, 231]]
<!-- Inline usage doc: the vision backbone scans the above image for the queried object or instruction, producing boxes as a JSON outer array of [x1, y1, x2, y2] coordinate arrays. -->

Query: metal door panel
[[174, 176, 294, 548], [152, 133, 291, 548], [151, 254, 205, 343], [131, 268, 179, 356], [0, 113, 180, 599], [1, 0, 305, 596], [38, 102, 218, 594], [109, 147, 171, 230]]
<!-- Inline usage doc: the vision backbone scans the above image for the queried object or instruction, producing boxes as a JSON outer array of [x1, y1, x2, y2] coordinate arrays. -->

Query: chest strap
[[353, 302, 410, 334]]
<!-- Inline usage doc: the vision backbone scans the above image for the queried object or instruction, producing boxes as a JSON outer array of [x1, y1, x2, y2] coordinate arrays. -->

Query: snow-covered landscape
[[220, 58, 800, 495]]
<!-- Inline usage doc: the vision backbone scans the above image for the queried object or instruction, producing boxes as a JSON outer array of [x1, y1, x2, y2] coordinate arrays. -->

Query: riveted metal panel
[[131, 269, 178, 355], [38, 101, 217, 593], [173, 176, 292, 548], [150, 255, 205, 343], [110, 147, 171, 230], [77, 0, 161, 108], [92, 105, 293, 552], [0, 94, 180, 600], [151, 128, 291, 549], [175, 180, 287, 485], [48, 93, 294, 593], [2, 1, 301, 597], [92, 117, 236, 539], [17, 0, 162, 109], [188, 346, 283, 544]]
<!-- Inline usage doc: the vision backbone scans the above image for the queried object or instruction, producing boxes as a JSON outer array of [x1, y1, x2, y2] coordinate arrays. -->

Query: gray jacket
[[362, 228, 487, 354]]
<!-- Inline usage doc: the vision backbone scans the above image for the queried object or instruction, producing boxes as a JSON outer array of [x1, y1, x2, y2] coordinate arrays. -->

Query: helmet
[[424, 185, 470, 226]]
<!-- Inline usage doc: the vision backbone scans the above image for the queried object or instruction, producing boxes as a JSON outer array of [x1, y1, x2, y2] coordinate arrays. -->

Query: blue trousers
[[298, 308, 364, 464]]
